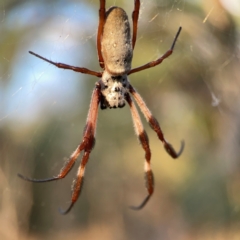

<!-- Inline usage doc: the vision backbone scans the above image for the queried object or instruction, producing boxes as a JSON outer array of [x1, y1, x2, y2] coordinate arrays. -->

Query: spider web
[[1, 0, 240, 239]]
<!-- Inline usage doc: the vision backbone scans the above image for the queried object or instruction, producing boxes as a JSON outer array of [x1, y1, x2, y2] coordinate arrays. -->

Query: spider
[[18, 0, 184, 214]]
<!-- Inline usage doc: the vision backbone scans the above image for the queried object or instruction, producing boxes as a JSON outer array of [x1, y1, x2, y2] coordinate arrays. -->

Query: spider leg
[[59, 83, 100, 214], [59, 151, 90, 214], [126, 94, 154, 210], [18, 142, 83, 183], [29, 51, 102, 77], [97, 0, 106, 69], [129, 85, 184, 158], [128, 27, 182, 75], [132, 0, 140, 50], [18, 84, 101, 213]]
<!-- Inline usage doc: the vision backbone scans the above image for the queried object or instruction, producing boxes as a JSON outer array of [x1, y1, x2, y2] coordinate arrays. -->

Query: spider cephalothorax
[[19, 0, 184, 214], [100, 72, 129, 109]]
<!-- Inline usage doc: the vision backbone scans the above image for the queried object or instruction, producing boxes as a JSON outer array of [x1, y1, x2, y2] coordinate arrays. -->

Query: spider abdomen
[[101, 7, 133, 76]]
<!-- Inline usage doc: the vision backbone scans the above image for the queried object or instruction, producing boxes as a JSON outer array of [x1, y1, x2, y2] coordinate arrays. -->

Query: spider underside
[[18, 0, 184, 214]]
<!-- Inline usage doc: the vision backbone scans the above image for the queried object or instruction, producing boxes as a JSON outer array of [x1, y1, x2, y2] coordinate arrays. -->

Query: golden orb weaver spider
[[18, 0, 184, 214]]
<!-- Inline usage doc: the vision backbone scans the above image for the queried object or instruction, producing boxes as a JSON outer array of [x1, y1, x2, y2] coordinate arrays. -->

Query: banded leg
[[18, 133, 87, 183], [129, 85, 184, 158], [59, 151, 91, 214], [18, 145, 80, 183], [132, 0, 140, 49], [18, 84, 101, 213], [126, 94, 154, 210], [128, 27, 182, 75], [97, 0, 106, 69], [60, 83, 100, 214], [29, 51, 102, 77]]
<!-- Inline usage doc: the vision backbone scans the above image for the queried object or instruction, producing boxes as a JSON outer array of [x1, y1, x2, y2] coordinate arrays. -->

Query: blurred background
[[1, 0, 240, 239]]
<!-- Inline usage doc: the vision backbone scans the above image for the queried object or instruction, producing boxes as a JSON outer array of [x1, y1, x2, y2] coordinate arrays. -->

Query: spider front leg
[[126, 94, 154, 210], [60, 84, 100, 214], [18, 84, 101, 214], [59, 150, 92, 214], [129, 85, 184, 158]]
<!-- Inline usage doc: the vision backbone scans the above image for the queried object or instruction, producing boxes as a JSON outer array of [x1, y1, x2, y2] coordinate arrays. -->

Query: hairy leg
[[132, 0, 140, 49], [128, 27, 182, 75], [126, 94, 154, 210], [129, 85, 184, 158], [97, 0, 106, 69], [29, 51, 102, 77]]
